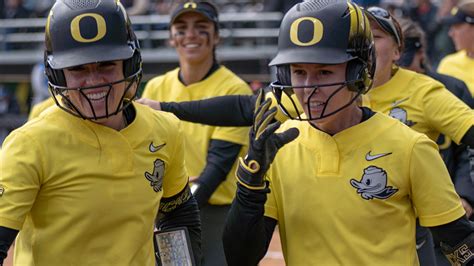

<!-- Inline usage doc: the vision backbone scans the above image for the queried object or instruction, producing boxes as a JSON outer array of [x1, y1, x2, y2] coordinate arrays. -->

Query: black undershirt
[[173, 62, 243, 207]]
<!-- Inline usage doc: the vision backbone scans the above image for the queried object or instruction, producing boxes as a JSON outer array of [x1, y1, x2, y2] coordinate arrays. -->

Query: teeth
[[86, 92, 107, 101], [185, 44, 199, 48], [309, 102, 324, 108]]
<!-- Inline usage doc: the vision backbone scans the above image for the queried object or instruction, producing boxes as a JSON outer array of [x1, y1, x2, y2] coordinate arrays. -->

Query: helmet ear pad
[[44, 54, 67, 87], [123, 30, 142, 78], [346, 58, 367, 93], [276, 65, 291, 85], [123, 50, 141, 78]]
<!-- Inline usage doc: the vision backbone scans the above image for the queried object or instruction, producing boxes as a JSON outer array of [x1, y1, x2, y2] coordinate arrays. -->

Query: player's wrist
[[236, 157, 266, 190], [440, 233, 474, 265]]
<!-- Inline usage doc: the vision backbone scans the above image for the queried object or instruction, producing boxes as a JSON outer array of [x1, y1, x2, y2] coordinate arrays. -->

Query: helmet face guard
[[268, 0, 375, 122], [270, 80, 363, 121], [48, 69, 141, 120], [44, 0, 142, 120]]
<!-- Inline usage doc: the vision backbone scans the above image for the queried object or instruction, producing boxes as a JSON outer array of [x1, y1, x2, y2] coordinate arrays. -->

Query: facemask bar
[[270, 80, 363, 121], [48, 69, 141, 120]]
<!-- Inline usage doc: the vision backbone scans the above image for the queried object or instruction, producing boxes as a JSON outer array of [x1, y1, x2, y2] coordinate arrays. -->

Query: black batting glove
[[236, 90, 299, 190]]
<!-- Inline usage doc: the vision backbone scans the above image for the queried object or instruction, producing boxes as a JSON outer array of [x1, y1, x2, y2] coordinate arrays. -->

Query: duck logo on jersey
[[145, 159, 165, 192], [389, 107, 416, 127], [350, 166, 398, 200]]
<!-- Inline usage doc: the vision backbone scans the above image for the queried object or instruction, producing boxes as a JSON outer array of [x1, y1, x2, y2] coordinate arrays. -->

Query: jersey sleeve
[[409, 135, 465, 227], [423, 84, 474, 144], [0, 131, 42, 230], [161, 119, 189, 198]]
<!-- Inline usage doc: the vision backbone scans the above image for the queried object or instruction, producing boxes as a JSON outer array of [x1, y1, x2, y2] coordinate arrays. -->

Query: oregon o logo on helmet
[[290, 17, 323, 46], [184, 2, 197, 9], [70, 13, 107, 43]]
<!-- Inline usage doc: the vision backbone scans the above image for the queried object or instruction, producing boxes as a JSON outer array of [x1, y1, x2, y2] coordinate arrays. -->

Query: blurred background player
[[437, 0, 474, 96], [223, 1, 474, 265], [364, 6, 474, 265], [398, 17, 474, 218], [140, 1, 252, 265], [0, 0, 201, 265], [399, 17, 474, 266]]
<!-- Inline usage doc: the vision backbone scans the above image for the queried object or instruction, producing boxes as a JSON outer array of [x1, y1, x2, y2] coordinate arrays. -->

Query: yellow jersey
[[28, 97, 55, 120], [438, 50, 474, 96], [0, 103, 188, 266], [142, 66, 252, 205], [265, 112, 464, 265], [364, 67, 474, 144]]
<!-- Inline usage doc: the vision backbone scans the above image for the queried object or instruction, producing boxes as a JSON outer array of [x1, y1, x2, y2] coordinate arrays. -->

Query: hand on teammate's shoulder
[[136, 98, 162, 111]]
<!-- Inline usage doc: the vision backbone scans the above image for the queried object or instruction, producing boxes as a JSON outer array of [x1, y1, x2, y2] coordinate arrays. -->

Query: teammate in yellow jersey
[[398, 17, 474, 266], [438, 1, 474, 95], [137, 3, 474, 264], [0, 1, 201, 265], [220, 1, 474, 265], [140, 2, 251, 265], [363, 6, 474, 265]]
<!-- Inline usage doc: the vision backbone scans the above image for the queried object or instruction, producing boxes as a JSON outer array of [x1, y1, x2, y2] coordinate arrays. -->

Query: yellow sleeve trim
[[452, 115, 474, 144], [418, 204, 466, 227], [264, 204, 278, 220], [0, 216, 23, 230]]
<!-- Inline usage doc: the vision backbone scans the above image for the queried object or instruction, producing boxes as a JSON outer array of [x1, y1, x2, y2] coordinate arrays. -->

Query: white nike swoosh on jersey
[[416, 240, 426, 250], [149, 142, 166, 153], [391, 97, 410, 107], [365, 151, 392, 161]]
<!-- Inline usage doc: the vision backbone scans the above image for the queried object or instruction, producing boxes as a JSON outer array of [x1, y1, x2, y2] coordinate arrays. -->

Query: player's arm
[[461, 128, 474, 147], [429, 216, 474, 266], [192, 140, 242, 207], [157, 185, 202, 265], [155, 117, 202, 265], [0, 226, 18, 265], [452, 144, 474, 218], [223, 94, 298, 265], [138, 92, 259, 127], [223, 186, 277, 266]]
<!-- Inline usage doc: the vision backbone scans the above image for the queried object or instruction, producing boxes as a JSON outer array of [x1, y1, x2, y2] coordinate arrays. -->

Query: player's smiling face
[[290, 63, 360, 130], [170, 12, 219, 64], [63, 60, 126, 121], [370, 21, 400, 87]]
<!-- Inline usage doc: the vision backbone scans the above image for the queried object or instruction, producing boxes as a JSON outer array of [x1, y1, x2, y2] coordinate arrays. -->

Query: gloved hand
[[236, 90, 299, 190]]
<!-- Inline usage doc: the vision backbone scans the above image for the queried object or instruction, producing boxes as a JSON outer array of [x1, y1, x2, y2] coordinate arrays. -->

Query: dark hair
[[399, 18, 431, 69]]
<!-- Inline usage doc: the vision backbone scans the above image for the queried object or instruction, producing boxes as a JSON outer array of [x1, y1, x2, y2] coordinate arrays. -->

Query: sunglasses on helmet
[[366, 6, 401, 47]]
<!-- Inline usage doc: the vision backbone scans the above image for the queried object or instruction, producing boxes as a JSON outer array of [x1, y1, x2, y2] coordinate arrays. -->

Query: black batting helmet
[[44, 0, 142, 119], [269, 0, 376, 121]]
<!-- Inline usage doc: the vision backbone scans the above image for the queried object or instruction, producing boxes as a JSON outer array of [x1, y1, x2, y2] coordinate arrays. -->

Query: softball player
[[140, 2, 252, 265], [222, 1, 474, 265], [363, 7, 474, 265], [437, 2, 474, 95], [138, 4, 473, 264], [0, 1, 201, 265], [399, 18, 474, 219]]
